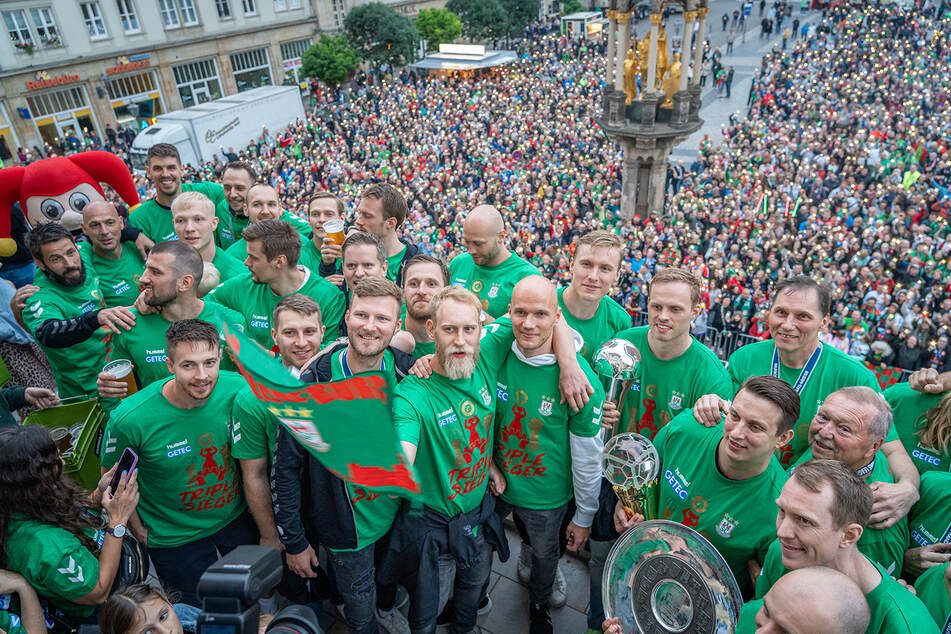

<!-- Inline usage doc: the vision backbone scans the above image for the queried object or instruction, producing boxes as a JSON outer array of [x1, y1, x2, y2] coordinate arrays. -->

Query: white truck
[[130, 85, 305, 170]]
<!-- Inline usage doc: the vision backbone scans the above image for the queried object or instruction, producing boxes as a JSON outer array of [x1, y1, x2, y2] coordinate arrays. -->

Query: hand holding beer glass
[[97, 359, 139, 399], [320, 219, 346, 265]]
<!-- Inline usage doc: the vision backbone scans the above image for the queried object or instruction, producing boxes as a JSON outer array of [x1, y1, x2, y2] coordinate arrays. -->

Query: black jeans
[[148, 511, 259, 607]]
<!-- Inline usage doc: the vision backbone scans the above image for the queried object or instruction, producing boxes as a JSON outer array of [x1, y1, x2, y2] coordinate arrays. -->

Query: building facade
[[0, 0, 442, 162]]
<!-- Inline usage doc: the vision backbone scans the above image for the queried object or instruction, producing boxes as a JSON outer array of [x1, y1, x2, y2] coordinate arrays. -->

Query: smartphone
[[109, 448, 138, 494]]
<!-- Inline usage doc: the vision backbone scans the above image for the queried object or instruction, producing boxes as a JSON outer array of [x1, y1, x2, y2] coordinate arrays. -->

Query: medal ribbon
[[855, 458, 875, 478], [772, 342, 823, 394]]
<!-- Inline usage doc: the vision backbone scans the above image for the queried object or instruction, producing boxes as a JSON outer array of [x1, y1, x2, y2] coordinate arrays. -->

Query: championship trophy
[[602, 520, 743, 633], [602, 432, 659, 521], [592, 338, 641, 442]]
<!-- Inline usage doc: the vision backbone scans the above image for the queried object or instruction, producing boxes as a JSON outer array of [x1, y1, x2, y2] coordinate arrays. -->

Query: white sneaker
[[377, 607, 410, 634], [550, 563, 567, 608], [517, 544, 533, 584]]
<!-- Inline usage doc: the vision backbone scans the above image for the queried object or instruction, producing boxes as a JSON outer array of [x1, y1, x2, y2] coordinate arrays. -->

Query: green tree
[[301, 35, 361, 86], [415, 8, 462, 51], [345, 2, 420, 67], [560, 0, 585, 15], [499, 0, 541, 37], [446, 0, 509, 41]]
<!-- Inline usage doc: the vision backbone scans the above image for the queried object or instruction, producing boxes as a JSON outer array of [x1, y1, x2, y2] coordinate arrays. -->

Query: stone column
[[605, 11, 617, 87], [646, 13, 661, 93], [681, 11, 695, 92], [621, 143, 639, 220], [614, 12, 631, 92], [692, 7, 708, 87]]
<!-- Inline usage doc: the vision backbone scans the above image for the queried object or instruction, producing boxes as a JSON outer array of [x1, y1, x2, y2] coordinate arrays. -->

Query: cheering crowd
[[1, 1, 951, 634]]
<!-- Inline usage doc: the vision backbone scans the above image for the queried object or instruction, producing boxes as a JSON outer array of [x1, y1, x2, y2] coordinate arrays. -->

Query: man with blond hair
[[172, 191, 246, 283]]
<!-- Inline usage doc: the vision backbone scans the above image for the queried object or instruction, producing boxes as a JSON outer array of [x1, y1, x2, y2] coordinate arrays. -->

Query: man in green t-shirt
[[913, 561, 951, 631], [101, 319, 255, 607], [557, 230, 632, 364], [491, 276, 604, 630], [223, 184, 311, 260], [755, 459, 938, 633], [301, 191, 345, 286], [392, 285, 590, 633], [733, 567, 869, 633], [614, 376, 798, 596], [96, 241, 244, 410], [449, 204, 540, 319], [399, 254, 449, 359], [904, 471, 951, 579], [217, 160, 256, 249], [172, 190, 246, 288], [352, 183, 418, 285], [79, 201, 145, 308], [207, 219, 345, 349], [589, 267, 732, 631], [21, 223, 136, 398], [128, 143, 228, 244], [790, 387, 910, 575], [699, 276, 920, 525], [884, 382, 951, 474], [274, 279, 415, 634]]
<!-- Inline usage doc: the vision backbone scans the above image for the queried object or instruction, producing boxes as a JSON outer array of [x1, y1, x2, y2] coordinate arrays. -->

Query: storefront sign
[[106, 53, 152, 75], [282, 58, 302, 71], [26, 71, 80, 90]]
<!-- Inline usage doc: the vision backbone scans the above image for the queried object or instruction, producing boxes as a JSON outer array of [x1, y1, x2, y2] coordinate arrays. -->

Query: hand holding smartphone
[[108, 448, 138, 495]]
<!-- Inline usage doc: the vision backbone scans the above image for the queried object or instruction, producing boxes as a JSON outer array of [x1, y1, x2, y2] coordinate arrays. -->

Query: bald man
[[449, 204, 540, 319], [489, 275, 604, 630], [79, 201, 145, 307], [225, 183, 310, 260]]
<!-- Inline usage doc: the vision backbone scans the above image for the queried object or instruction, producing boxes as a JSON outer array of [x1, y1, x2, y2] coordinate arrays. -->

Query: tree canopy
[[415, 8, 462, 51], [301, 34, 360, 86], [345, 2, 420, 67]]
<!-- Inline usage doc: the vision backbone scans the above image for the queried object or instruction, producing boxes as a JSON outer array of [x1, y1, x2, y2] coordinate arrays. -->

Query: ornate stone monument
[[599, 0, 707, 219]]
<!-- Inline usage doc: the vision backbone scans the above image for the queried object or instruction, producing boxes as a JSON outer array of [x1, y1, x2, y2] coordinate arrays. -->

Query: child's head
[[99, 585, 183, 634]]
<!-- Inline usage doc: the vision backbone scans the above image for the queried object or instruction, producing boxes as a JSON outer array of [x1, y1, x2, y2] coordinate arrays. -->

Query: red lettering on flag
[[347, 462, 420, 494]]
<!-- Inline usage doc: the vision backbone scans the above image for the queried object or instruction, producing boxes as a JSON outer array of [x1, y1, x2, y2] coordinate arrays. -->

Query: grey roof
[[410, 49, 519, 71]]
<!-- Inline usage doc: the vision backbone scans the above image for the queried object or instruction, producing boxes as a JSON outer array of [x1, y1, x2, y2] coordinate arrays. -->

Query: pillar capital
[[606, 9, 618, 20], [683, 10, 697, 22], [649, 13, 663, 25], [696, 7, 709, 19], [617, 12, 632, 24]]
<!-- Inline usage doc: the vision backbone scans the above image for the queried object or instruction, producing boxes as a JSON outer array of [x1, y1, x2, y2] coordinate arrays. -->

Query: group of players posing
[[12, 142, 951, 634]]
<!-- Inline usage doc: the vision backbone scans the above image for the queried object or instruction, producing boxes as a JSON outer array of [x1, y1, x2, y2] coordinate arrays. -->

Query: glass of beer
[[323, 219, 346, 246], [103, 359, 138, 398]]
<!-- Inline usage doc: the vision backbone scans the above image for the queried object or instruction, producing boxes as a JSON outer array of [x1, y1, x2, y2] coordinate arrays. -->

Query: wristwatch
[[107, 524, 127, 538]]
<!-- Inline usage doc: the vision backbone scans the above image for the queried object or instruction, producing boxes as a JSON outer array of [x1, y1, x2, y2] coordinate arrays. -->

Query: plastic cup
[[323, 219, 346, 246], [103, 359, 138, 398], [50, 427, 72, 452]]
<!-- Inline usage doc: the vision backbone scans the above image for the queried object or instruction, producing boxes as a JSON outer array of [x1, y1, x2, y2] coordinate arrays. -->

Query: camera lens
[[265, 605, 323, 634]]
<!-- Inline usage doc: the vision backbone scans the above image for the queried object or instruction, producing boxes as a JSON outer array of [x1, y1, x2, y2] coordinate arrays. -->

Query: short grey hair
[[832, 386, 892, 442]]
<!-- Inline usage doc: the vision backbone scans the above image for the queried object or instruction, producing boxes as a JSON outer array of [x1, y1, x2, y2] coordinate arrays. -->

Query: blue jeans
[[327, 546, 378, 634], [494, 499, 571, 605]]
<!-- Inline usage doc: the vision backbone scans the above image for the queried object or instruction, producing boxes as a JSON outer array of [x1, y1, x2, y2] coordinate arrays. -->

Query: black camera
[[196, 546, 322, 634]]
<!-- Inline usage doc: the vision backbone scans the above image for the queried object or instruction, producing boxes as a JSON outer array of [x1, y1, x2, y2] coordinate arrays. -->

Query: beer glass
[[103, 359, 138, 398], [323, 219, 346, 246]]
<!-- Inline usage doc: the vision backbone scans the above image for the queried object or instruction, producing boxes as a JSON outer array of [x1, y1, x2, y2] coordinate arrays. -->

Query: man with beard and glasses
[[78, 201, 145, 308], [274, 278, 415, 634], [102, 319, 255, 608], [389, 284, 591, 634], [96, 241, 243, 412], [20, 223, 136, 398], [400, 254, 450, 359]]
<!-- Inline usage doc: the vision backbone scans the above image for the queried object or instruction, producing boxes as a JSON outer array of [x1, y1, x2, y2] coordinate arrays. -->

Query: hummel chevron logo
[[57, 557, 84, 583]]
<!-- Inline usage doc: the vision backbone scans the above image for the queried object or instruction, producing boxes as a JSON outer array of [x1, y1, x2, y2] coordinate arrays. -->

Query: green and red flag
[[864, 361, 904, 390], [221, 321, 420, 498]]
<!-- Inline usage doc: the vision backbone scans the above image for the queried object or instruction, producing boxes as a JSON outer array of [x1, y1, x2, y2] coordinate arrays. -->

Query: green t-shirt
[[756, 541, 939, 633], [214, 204, 248, 249], [101, 372, 248, 548], [129, 182, 226, 243], [22, 273, 108, 399], [393, 321, 513, 516], [385, 245, 406, 282], [885, 383, 950, 474], [735, 599, 760, 633], [792, 449, 908, 576], [211, 248, 247, 284], [231, 384, 279, 463], [223, 212, 312, 260], [0, 609, 26, 634], [652, 410, 787, 595], [78, 242, 144, 308], [493, 350, 603, 510], [914, 562, 950, 632], [614, 326, 732, 438], [206, 268, 345, 349], [909, 471, 951, 551], [557, 287, 632, 364], [448, 252, 540, 318], [297, 238, 324, 275], [411, 340, 436, 359], [729, 341, 889, 467], [4, 516, 104, 618]]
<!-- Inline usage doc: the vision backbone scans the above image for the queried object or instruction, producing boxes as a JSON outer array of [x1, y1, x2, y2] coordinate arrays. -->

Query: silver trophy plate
[[603, 520, 742, 634]]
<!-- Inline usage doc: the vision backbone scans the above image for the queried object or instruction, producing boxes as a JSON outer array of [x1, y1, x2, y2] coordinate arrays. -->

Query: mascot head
[[0, 151, 140, 252]]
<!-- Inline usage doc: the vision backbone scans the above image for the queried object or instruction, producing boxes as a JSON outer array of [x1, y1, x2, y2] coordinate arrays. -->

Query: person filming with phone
[[0, 424, 139, 628]]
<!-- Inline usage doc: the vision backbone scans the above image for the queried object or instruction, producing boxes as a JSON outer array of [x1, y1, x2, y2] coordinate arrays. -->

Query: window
[[177, 0, 199, 25], [280, 38, 311, 62], [106, 69, 157, 99], [215, 0, 232, 19], [115, 0, 140, 33], [288, 0, 301, 7], [242, 0, 257, 15], [81, 2, 108, 39], [159, 0, 180, 28], [26, 86, 88, 117], [230, 47, 272, 92], [3, 10, 34, 49], [172, 58, 222, 107], [273, 0, 286, 10], [28, 7, 61, 47]]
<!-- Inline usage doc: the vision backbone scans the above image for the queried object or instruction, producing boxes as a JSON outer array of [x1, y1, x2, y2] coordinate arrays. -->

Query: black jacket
[[271, 343, 416, 553]]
